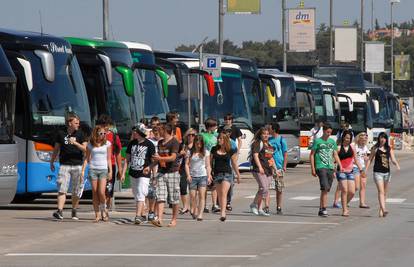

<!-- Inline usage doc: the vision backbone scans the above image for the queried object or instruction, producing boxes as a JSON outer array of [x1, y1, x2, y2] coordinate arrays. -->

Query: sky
[[0, 0, 412, 50]]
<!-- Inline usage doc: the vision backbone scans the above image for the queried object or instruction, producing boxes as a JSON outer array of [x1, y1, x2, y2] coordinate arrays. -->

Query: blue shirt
[[269, 136, 288, 169], [230, 139, 237, 151]]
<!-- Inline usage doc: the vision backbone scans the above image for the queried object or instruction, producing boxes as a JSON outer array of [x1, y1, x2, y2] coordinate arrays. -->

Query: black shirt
[[211, 145, 236, 175], [219, 125, 242, 141], [55, 129, 86, 165], [373, 148, 390, 173], [126, 139, 155, 178], [158, 138, 180, 173], [251, 141, 274, 176]]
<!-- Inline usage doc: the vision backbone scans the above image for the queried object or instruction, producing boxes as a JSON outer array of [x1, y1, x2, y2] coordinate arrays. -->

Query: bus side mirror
[[348, 98, 354, 112], [335, 97, 340, 110], [203, 73, 215, 96], [155, 68, 169, 98], [115, 66, 135, 97], [372, 99, 379, 114], [266, 85, 276, 108], [272, 78, 282, 98], [98, 54, 112, 85], [17, 57, 33, 91], [34, 50, 55, 82]]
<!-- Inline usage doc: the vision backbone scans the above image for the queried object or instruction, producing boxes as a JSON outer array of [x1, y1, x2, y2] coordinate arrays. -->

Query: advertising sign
[[227, 0, 261, 14], [365, 42, 385, 73], [395, 55, 410, 80], [335, 27, 357, 62], [288, 8, 316, 52]]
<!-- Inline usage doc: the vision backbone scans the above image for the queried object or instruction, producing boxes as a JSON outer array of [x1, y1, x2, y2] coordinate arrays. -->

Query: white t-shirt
[[311, 127, 324, 140], [354, 144, 369, 168], [189, 150, 210, 177], [88, 141, 111, 170]]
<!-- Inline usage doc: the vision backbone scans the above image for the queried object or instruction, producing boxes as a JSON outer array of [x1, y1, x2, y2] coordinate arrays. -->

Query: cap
[[132, 123, 147, 138]]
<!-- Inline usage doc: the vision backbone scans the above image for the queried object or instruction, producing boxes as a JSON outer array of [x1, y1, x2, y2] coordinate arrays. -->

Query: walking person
[[81, 125, 112, 222], [353, 132, 370, 209], [210, 132, 241, 221], [336, 130, 363, 217], [310, 123, 343, 217], [269, 123, 288, 215], [365, 132, 400, 217], [185, 135, 212, 221], [166, 111, 182, 143], [50, 113, 87, 221], [151, 123, 181, 227], [147, 125, 163, 221], [121, 123, 156, 225], [250, 127, 274, 217], [178, 128, 197, 215], [96, 114, 123, 211]]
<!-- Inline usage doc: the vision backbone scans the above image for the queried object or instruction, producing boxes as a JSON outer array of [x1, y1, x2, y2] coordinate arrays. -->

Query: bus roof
[[65, 37, 127, 49], [168, 58, 241, 71], [120, 41, 152, 51], [258, 68, 293, 79], [292, 74, 320, 83]]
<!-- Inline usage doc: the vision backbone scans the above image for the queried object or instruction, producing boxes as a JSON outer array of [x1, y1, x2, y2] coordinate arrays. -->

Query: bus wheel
[[287, 163, 298, 168]]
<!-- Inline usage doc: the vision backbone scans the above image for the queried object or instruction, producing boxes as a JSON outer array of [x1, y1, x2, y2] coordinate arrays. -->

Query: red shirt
[[106, 131, 122, 165]]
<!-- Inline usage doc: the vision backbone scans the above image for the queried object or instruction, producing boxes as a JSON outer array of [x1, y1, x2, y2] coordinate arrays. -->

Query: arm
[[107, 145, 113, 179], [121, 154, 130, 182], [237, 137, 242, 153], [365, 147, 376, 171], [205, 154, 212, 184], [185, 156, 192, 183], [50, 143, 60, 172], [283, 152, 288, 172], [389, 149, 401, 170], [72, 139, 87, 153], [231, 153, 241, 184], [310, 150, 317, 177], [80, 147, 91, 182], [353, 148, 363, 172], [333, 150, 343, 172]]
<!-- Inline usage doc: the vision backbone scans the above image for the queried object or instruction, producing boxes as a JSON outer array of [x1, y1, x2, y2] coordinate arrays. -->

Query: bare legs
[[216, 181, 231, 219], [375, 180, 389, 217]]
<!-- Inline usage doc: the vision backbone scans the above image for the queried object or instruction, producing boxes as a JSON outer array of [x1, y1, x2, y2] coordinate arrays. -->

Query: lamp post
[[282, 0, 287, 72], [330, 0, 333, 64], [103, 0, 109, 40], [390, 0, 400, 93]]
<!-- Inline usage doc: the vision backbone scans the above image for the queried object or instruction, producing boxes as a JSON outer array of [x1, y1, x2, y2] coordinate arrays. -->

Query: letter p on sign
[[207, 58, 217, 68]]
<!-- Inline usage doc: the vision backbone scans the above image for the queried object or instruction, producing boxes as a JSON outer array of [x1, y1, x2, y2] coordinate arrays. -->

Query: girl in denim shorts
[[185, 135, 212, 221], [366, 132, 400, 217], [81, 125, 112, 222]]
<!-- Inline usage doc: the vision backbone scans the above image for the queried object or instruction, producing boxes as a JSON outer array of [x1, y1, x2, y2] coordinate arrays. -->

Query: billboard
[[365, 42, 385, 73], [395, 55, 411, 80], [227, 0, 261, 14], [335, 27, 357, 62], [288, 8, 316, 52]]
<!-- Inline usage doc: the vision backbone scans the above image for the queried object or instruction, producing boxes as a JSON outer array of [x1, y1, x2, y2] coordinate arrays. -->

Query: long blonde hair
[[90, 125, 107, 147]]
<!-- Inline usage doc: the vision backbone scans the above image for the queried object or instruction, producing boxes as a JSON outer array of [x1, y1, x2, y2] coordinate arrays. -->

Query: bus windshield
[[26, 51, 91, 140], [315, 67, 365, 91], [340, 102, 366, 133], [131, 49, 155, 64], [243, 76, 263, 126], [387, 96, 402, 130], [369, 89, 391, 126], [204, 70, 251, 128], [296, 82, 324, 121]]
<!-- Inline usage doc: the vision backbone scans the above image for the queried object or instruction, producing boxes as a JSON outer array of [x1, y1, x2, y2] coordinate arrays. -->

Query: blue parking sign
[[207, 58, 217, 68]]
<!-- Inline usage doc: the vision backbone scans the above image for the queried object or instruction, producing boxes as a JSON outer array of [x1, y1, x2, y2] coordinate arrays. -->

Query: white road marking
[[386, 198, 406, 203], [5, 253, 257, 258], [290, 196, 319, 201]]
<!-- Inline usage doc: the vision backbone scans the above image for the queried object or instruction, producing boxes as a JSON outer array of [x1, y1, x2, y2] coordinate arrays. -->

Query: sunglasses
[[188, 133, 196, 137], [98, 132, 106, 136]]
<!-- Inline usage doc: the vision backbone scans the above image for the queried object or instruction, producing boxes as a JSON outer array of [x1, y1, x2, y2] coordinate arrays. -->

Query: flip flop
[[150, 219, 163, 227], [167, 221, 177, 227]]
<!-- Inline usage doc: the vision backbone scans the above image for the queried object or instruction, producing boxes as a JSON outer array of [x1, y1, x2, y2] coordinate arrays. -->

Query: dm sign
[[203, 55, 221, 81], [288, 8, 316, 52]]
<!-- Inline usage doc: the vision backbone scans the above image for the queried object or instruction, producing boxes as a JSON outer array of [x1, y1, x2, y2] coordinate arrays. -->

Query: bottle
[[106, 182, 112, 194]]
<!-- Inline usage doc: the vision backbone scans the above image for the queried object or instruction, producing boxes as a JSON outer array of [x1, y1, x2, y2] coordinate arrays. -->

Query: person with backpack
[[365, 132, 400, 217], [336, 130, 363, 217], [269, 123, 288, 215], [96, 114, 122, 211]]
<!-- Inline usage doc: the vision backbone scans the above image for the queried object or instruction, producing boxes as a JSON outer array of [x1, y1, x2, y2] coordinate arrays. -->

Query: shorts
[[155, 172, 180, 205], [336, 171, 355, 181], [373, 172, 391, 183], [57, 165, 82, 196], [89, 168, 109, 180], [180, 173, 188, 195], [253, 172, 272, 197], [214, 172, 233, 184], [352, 166, 366, 176], [316, 168, 334, 192], [131, 176, 150, 202], [189, 176, 208, 190], [147, 181, 157, 199]]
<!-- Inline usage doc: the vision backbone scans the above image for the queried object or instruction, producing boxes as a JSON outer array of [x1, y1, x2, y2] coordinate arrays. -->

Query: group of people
[[310, 123, 400, 217], [50, 112, 401, 227]]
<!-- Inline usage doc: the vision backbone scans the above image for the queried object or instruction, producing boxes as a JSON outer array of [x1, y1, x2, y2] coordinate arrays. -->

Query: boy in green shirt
[[310, 123, 343, 217]]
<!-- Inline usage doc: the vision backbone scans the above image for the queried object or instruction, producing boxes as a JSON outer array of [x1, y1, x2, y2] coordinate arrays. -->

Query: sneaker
[[258, 209, 271, 216], [141, 215, 147, 222], [148, 212, 155, 222], [249, 203, 259, 215], [203, 207, 210, 213], [263, 206, 270, 214], [53, 210, 63, 220], [276, 207, 283, 215], [332, 202, 342, 209], [211, 205, 221, 213], [134, 216, 143, 225], [71, 209, 79, 220], [318, 208, 328, 217]]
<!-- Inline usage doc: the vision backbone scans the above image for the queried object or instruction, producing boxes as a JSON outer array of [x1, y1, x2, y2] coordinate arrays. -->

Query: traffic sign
[[203, 55, 221, 81]]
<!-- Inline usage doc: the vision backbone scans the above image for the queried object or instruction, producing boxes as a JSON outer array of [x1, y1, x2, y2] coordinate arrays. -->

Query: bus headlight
[[0, 164, 17, 176], [36, 151, 53, 162], [34, 142, 54, 162]]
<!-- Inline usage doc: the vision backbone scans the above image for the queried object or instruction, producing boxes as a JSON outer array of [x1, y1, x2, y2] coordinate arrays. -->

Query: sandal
[[179, 209, 189, 215], [167, 221, 177, 227], [359, 204, 370, 209], [93, 217, 100, 223], [150, 219, 163, 227]]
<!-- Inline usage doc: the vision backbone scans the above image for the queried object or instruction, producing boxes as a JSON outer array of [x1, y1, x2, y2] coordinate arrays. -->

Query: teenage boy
[[166, 111, 182, 143], [50, 113, 87, 220], [219, 113, 242, 153], [151, 123, 181, 227], [122, 123, 156, 225], [269, 123, 288, 215], [310, 123, 343, 217]]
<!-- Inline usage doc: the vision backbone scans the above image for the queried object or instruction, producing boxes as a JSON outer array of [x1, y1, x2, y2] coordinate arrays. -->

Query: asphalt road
[[1, 152, 413, 267]]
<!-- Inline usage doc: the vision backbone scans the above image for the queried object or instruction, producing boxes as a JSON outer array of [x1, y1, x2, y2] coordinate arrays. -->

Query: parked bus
[[385, 91, 404, 150], [0, 44, 18, 205], [121, 41, 169, 120], [66, 37, 143, 189], [258, 69, 300, 167], [0, 30, 91, 199]]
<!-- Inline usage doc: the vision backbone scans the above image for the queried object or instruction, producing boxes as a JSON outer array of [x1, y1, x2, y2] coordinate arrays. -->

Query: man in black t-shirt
[[50, 113, 87, 220], [122, 123, 155, 225]]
